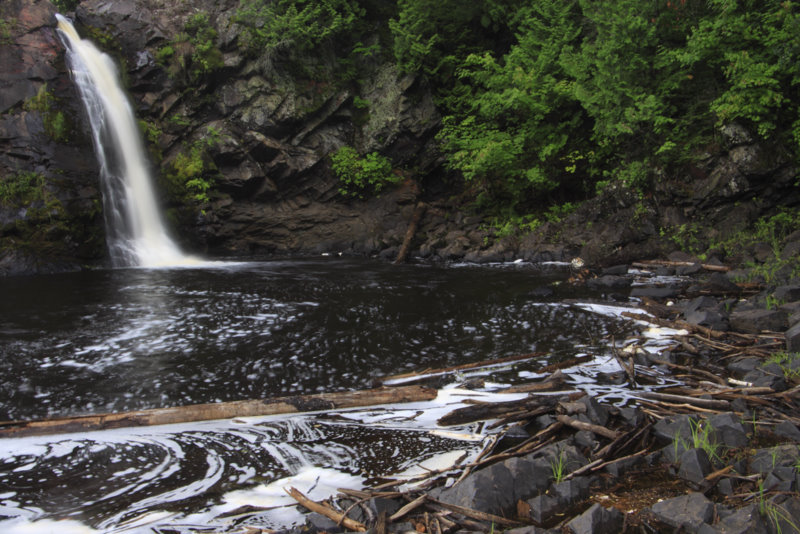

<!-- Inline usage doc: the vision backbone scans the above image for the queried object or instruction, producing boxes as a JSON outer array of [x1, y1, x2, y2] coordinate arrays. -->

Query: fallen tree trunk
[[381, 353, 544, 385], [631, 260, 731, 272], [0, 385, 437, 439], [394, 201, 427, 265]]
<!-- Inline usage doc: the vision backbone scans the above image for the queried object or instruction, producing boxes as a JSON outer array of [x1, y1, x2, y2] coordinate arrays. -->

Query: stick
[[390, 494, 428, 522], [611, 337, 637, 388], [0, 385, 437, 438], [285, 487, 366, 531], [555, 415, 620, 439], [633, 391, 731, 410], [650, 359, 727, 386], [427, 496, 521, 526]]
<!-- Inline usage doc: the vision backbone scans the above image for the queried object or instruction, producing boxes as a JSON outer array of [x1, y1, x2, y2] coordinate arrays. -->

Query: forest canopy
[[236, 0, 800, 216]]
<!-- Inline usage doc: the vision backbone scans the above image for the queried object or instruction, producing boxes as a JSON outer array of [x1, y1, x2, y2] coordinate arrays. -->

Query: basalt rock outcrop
[[0, 0, 104, 274]]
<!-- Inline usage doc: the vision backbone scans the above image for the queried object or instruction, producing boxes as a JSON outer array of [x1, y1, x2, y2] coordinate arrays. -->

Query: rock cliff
[[0, 0, 798, 274]]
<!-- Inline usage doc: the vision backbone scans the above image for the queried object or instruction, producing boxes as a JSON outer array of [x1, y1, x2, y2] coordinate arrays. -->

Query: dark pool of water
[[0, 258, 647, 532], [0, 258, 633, 421]]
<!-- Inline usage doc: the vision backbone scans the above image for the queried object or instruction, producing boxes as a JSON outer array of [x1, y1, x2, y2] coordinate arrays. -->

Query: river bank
[[259, 259, 800, 534]]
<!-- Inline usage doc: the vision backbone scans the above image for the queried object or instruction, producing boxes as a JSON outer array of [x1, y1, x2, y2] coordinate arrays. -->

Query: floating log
[[381, 353, 545, 385], [631, 260, 731, 272], [0, 385, 437, 438], [502, 370, 568, 394], [437, 396, 557, 427]]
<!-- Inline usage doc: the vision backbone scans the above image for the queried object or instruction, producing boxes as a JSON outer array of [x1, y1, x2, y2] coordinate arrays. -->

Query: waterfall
[[56, 15, 195, 268]]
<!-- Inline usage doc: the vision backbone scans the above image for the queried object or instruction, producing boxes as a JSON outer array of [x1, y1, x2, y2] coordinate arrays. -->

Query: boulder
[[649, 493, 715, 531], [697, 504, 767, 534], [729, 309, 788, 334], [678, 448, 713, 486], [566, 503, 624, 534], [774, 421, 800, 442], [432, 462, 516, 515], [786, 321, 800, 353], [708, 412, 749, 448], [773, 285, 800, 302]]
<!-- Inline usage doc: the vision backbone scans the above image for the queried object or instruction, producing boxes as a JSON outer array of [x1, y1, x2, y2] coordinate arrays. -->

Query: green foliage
[[352, 95, 370, 109], [52, 0, 80, 12], [24, 84, 71, 143], [434, 0, 591, 213], [550, 449, 567, 483], [236, 0, 364, 54], [764, 352, 800, 381], [0, 18, 15, 45], [330, 146, 400, 197], [0, 172, 46, 207], [400, 0, 800, 216], [679, 0, 800, 144], [163, 127, 220, 206], [484, 214, 542, 240], [545, 202, 577, 223], [688, 418, 723, 463], [390, 0, 514, 79], [157, 12, 223, 83], [711, 208, 800, 281], [138, 120, 163, 148]]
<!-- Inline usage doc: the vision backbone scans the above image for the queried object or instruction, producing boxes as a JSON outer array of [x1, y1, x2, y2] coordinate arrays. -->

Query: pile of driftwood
[[265, 302, 800, 534]]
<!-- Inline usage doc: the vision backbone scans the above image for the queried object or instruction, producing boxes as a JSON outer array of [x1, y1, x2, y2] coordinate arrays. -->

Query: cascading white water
[[56, 15, 195, 268]]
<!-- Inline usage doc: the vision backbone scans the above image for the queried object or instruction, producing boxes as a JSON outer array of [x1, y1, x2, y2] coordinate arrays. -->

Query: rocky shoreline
[[253, 259, 800, 534]]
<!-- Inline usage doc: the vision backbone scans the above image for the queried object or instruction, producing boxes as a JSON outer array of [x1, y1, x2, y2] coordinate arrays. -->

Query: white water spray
[[56, 15, 196, 268]]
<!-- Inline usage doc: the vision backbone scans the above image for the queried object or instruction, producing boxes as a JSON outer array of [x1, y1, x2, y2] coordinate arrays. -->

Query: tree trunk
[[0, 385, 437, 438]]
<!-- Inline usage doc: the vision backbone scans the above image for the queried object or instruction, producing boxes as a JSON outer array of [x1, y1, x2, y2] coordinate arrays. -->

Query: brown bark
[[285, 487, 366, 531], [0, 385, 437, 438], [394, 201, 427, 264]]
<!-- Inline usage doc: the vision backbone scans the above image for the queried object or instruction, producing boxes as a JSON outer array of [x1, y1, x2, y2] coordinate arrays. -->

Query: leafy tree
[[236, 0, 364, 54], [390, 0, 516, 81], [679, 0, 800, 146], [436, 1, 589, 212]]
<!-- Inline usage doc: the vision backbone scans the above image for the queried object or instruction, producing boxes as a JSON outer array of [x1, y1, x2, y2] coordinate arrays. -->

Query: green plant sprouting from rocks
[[0, 171, 47, 208], [764, 352, 800, 382], [0, 17, 16, 45], [330, 145, 401, 198], [156, 12, 223, 83], [24, 84, 71, 143], [689, 418, 723, 463], [163, 126, 220, 209], [755, 479, 800, 534], [673, 417, 724, 464], [550, 449, 567, 484]]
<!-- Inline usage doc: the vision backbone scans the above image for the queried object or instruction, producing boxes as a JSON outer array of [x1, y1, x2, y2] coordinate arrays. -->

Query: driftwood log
[[0, 385, 437, 438], [394, 201, 427, 264]]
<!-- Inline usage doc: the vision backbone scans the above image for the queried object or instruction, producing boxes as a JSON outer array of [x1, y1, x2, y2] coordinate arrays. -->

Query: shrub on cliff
[[330, 145, 400, 198]]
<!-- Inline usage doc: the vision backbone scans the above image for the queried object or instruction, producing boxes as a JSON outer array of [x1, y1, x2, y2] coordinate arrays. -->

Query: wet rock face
[[68, 0, 443, 258], [0, 0, 105, 274]]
